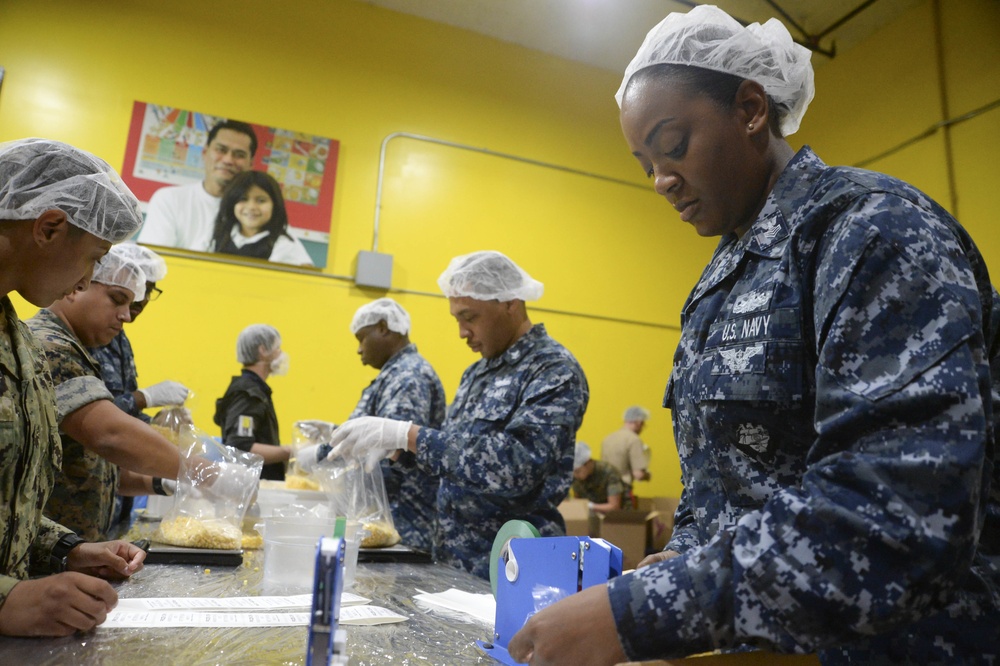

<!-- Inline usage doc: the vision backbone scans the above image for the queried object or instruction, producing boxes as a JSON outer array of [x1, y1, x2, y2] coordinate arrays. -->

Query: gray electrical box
[[355, 251, 393, 289]]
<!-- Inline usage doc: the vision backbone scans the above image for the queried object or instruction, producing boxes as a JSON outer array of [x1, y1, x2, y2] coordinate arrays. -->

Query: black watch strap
[[152, 477, 167, 496], [50, 533, 86, 573]]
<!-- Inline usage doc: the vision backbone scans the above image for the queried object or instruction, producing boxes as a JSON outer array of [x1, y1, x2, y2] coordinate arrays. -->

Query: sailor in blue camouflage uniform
[[89, 243, 188, 524], [89, 243, 189, 424], [346, 298, 446, 552], [508, 6, 999, 665], [0, 138, 146, 637], [323, 251, 589, 579]]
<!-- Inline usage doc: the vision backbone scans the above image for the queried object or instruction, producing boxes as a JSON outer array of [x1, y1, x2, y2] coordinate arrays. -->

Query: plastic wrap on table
[[0, 549, 497, 665]]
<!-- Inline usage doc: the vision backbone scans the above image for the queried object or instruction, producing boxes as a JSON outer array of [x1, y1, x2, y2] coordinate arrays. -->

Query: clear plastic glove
[[294, 443, 330, 474], [329, 416, 411, 472], [139, 380, 190, 407]]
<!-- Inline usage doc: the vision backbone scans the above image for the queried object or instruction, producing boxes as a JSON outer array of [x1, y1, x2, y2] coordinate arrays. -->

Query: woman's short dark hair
[[212, 171, 290, 251], [628, 64, 784, 137]]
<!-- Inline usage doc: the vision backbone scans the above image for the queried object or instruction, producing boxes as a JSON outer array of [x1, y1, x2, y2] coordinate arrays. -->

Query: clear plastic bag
[[149, 406, 198, 449], [317, 457, 400, 548], [156, 432, 263, 550], [286, 419, 339, 487]]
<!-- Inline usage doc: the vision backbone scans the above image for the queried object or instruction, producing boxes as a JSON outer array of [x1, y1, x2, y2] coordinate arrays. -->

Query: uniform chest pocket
[[691, 340, 814, 507], [695, 340, 807, 403], [468, 383, 519, 423]]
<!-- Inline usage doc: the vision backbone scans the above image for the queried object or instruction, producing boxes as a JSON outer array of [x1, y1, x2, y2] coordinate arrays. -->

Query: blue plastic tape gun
[[307, 536, 348, 666], [476, 519, 623, 665]]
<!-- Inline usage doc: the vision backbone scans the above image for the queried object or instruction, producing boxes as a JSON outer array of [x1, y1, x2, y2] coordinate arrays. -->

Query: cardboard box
[[646, 496, 680, 552], [557, 498, 591, 537], [592, 509, 658, 570]]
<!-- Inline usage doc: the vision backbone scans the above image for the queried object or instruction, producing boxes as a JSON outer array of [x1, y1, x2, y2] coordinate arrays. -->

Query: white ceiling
[[354, 0, 923, 72]]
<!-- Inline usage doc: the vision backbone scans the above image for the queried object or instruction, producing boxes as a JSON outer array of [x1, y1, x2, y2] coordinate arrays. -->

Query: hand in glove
[[329, 416, 412, 472], [294, 443, 334, 474], [139, 381, 190, 408]]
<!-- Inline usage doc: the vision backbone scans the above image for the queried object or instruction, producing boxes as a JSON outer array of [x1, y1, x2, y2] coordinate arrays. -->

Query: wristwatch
[[152, 476, 168, 496], [49, 532, 87, 573]]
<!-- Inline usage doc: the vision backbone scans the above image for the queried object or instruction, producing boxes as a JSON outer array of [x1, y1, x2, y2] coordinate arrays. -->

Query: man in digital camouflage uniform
[[322, 251, 589, 578], [343, 298, 446, 552], [0, 138, 146, 637], [508, 7, 1000, 665], [29, 246, 182, 541]]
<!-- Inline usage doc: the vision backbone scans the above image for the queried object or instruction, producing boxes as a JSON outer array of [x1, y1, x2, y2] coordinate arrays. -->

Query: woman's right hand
[[637, 549, 681, 568]]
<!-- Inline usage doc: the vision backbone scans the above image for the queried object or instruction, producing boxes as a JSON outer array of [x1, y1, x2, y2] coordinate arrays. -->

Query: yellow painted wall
[[1, 0, 997, 503], [0, 0, 713, 499], [796, 0, 1000, 270]]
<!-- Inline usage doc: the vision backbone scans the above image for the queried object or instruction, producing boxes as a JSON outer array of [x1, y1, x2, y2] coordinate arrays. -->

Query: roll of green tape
[[489, 519, 541, 597]]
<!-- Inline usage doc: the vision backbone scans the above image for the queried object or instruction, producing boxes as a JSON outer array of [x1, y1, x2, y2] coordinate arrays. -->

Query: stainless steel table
[[0, 549, 498, 665]]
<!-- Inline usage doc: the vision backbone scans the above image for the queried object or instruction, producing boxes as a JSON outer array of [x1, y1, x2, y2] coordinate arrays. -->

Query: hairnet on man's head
[[350, 298, 411, 336], [574, 442, 592, 470], [615, 4, 814, 136], [437, 250, 544, 302], [112, 242, 167, 282], [91, 246, 147, 302], [237, 324, 281, 364], [624, 406, 650, 422], [0, 138, 143, 242]]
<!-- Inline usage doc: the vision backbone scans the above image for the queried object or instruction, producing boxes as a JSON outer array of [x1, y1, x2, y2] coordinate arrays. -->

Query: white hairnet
[[350, 298, 411, 336], [112, 242, 167, 282], [624, 406, 650, 422], [615, 4, 815, 136], [0, 138, 143, 242], [91, 246, 147, 302], [437, 251, 544, 302], [237, 324, 281, 364], [574, 442, 592, 470]]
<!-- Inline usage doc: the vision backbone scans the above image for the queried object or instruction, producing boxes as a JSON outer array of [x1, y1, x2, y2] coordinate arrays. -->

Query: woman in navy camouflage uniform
[[509, 5, 999, 665]]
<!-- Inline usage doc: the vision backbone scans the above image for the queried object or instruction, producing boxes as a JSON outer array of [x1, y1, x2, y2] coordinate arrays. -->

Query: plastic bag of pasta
[[149, 405, 198, 449], [316, 456, 400, 549], [286, 419, 339, 489], [156, 432, 263, 550]]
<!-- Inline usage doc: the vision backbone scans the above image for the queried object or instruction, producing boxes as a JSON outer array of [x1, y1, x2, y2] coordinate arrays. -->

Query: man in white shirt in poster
[[137, 119, 256, 252]]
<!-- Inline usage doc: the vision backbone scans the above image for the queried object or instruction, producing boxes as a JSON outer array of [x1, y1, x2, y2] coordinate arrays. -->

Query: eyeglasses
[[147, 286, 163, 302]]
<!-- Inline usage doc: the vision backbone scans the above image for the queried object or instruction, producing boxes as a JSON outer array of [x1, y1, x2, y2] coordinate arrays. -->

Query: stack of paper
[[104, 592, 407, 629], [412, 588, 496, 626]]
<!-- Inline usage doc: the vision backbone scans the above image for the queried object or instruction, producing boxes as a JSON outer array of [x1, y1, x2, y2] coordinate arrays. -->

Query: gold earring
[[748, 123, 755, 131]]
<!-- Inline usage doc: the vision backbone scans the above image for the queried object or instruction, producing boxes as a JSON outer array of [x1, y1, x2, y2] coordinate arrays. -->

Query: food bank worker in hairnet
[[318, 251, 589, 579], [506, 5, 999, 665], [0, 138, 146, 636], [28, 246, 184, 541]]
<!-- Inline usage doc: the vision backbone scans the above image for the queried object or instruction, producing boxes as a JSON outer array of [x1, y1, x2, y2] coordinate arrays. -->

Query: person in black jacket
[[214, 324, 291, 480]]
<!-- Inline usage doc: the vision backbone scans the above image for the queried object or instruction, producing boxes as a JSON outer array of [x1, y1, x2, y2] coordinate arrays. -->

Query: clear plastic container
[[261, 516, 359, 593]]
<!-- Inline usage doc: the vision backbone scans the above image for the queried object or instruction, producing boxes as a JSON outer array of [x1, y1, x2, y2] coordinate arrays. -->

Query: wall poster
[[121, 101, 339, 269]]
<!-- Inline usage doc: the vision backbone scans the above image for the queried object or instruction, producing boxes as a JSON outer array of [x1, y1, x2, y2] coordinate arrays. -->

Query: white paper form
[[114, 591, 371, 613], [339, 605, 407, 625], [103, 596, 405, 628], [103, 611, 311, 628]]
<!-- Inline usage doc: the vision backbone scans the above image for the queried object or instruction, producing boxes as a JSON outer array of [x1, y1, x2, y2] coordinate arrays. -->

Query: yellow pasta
[[157, 516, 242, 550], [360, 520, 401, 548], [284, 474, 321, 491]]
